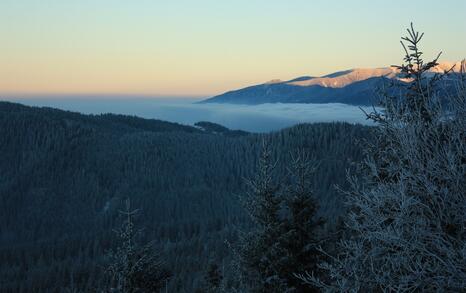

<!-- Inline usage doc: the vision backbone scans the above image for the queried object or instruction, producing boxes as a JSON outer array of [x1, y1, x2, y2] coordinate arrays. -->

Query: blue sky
[[1, 0, 465, 96]]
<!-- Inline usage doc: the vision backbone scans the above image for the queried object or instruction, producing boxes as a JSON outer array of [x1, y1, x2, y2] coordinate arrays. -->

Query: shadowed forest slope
[[0, 102, 370, 292]]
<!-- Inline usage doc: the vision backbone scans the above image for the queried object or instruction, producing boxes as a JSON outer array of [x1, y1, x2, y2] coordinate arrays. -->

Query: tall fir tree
[[237, 143, 326, 292], [203, 260, 224, 293], [280, 151, 324, 292], [302, 24, 466, 292], [237, 141, 286, 292], [106, 199, 171, 293]]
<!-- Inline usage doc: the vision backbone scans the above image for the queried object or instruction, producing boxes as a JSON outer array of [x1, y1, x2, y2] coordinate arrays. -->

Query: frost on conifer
[[300, 24, 466, 292], [106, 199, 171, 293]]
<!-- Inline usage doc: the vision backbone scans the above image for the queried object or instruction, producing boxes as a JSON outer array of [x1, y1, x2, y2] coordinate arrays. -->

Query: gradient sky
[[1, 0, 465, 97]]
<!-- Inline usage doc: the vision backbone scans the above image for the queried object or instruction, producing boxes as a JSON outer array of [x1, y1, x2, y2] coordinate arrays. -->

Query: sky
[[1, 0, 465, 97]]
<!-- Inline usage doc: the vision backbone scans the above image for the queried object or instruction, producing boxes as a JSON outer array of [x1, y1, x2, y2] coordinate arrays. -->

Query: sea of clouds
[[6, 97, 376, 132]]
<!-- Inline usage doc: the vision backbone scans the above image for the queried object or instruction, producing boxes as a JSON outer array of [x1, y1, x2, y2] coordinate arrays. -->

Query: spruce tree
[[237, 141, 286, 292], [203, 261, 223, 293], [237, 143, 325, 292], [106, 199, 171, 293], [281, 151, 324, 292], [301, 24, 466, 292]]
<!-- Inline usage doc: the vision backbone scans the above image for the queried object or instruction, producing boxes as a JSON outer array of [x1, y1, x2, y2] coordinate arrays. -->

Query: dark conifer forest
[[0, 101, 370, 292], [1, 1, 465, 288]]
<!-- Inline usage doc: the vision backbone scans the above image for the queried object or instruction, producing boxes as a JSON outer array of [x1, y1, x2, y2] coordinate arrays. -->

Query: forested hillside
[[0, 102, 370, 292]]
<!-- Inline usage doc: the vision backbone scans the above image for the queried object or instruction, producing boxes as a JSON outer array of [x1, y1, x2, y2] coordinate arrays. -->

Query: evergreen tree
[[237, 141, 286, 292], [281, 151, 324, 292], [302, 24, 466, 292], [237, 144, 326, 292], [106, 199, 171, 293], [203, 261, 223, 293]]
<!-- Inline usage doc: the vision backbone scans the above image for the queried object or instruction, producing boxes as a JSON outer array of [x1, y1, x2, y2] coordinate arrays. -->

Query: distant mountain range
[[202, 61, 463, 105]]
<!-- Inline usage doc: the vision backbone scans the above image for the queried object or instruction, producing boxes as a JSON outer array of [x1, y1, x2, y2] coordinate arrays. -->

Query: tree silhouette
[[301, 23, 466, 292], [106, 199, 171, 293]]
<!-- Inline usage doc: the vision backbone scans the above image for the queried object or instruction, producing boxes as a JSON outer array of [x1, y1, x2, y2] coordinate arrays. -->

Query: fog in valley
[[6, 97, 376, 132]]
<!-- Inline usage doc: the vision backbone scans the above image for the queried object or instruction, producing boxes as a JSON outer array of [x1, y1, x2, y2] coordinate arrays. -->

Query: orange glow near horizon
[[1, 0, 465, 98]]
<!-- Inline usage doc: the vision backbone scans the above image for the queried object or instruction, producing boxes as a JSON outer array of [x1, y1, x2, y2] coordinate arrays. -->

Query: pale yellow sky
[[1, 0, 465, 97]]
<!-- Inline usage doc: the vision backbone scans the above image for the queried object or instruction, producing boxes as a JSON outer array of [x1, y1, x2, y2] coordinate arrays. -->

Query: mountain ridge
[[202, 61, 463, 105]]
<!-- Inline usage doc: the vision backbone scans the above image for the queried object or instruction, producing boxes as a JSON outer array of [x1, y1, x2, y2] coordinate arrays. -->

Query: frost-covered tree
[[106, 199, 171, 293], [300, 24, 466, 292], [237, 143, 325, 292], [279, 151, 325, 292], [236, 141, 286, 292], [203, 260, 224, 293]]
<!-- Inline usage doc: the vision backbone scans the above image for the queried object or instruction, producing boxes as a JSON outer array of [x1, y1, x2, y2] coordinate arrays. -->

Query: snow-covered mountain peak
[[287, 67, 397, 88]]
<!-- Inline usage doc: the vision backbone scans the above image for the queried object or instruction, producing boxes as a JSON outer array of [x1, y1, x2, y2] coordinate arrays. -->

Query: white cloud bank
[[8, 98, 377, 132]]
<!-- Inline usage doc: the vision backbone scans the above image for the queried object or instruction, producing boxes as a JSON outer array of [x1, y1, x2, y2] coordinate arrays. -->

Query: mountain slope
[[202, 62, 463, 105], [0, 102, 370, 292]]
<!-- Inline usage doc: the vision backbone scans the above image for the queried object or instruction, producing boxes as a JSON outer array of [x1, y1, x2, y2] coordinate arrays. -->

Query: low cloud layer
[[8, 98, 376, 132]]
